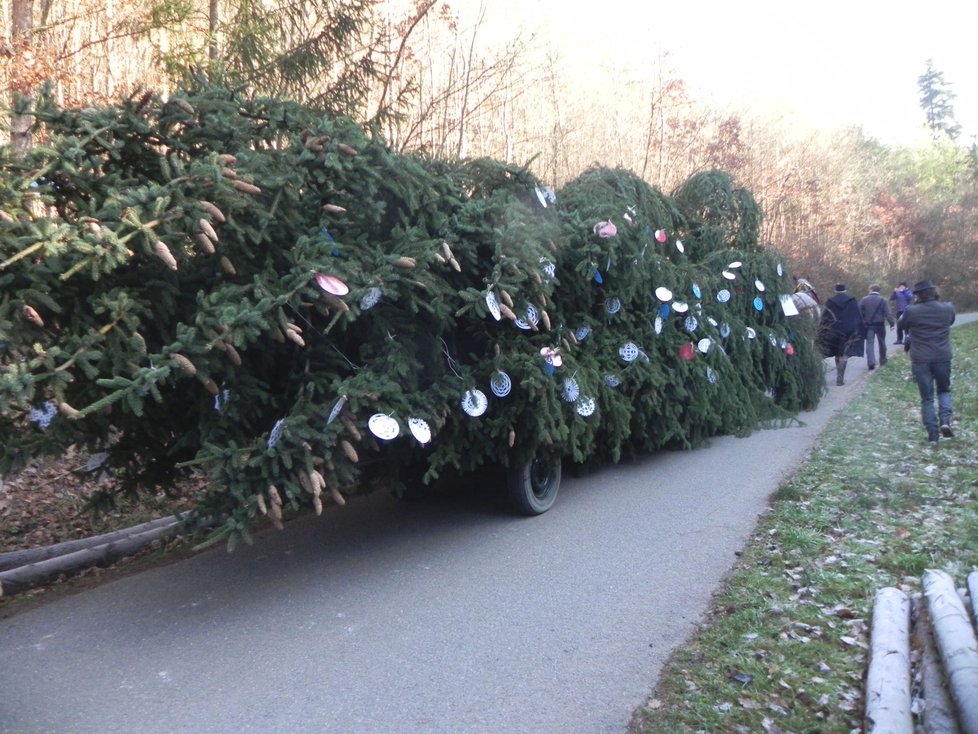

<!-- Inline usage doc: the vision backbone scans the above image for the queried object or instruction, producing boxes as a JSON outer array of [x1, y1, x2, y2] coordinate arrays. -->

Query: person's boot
[[836, 359, 847, 386]]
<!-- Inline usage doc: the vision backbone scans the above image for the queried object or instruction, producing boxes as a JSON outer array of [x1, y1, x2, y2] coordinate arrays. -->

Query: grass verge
[[630, 322, 978, 734]]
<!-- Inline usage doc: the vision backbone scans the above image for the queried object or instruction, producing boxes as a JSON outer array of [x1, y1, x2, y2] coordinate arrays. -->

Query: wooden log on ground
[[914, 593, 962, 734], [0, 521, 182, 598], [0, 514, 187, 572], [865, 586, 913, 734], [923, 569, 978, 734]]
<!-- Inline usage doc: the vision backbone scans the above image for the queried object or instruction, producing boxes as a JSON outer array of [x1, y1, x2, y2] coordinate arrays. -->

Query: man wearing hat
[[898, 280, 956, 443], [818, 283, 864, 386]]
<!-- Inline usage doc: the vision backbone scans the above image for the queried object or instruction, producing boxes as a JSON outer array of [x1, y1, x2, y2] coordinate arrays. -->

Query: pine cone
[[22, 305, 44, 327], [199, 200, 226, 223], [340, 440, 359, 463], [154, 241, 178, 270], [194, 233, 216, 255], [232, 181, 261, 195], [170, 353, 197, 376], [198, 218, 219, 242]]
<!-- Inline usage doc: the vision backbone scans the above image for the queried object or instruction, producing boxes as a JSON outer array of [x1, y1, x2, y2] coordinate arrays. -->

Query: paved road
[[0, 325, 960, 734]]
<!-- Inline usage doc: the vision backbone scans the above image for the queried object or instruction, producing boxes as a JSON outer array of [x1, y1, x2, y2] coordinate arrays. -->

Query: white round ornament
[[534, 186, 548, 208], [619, 342, 640, 362], [684, 315, 698, 332], [728, 261, 742, 269], [654, 315, 663, 334], [655, 286, 673, 302], [777, 262, 784, 276], [360, 287, 382, 310], [720, 323, 731, 338], [717, 289, 731, 303], [697, 337, 712, 353], [576, 396, 596, 417], [755, 279, 765, 292], [707, 317, 718, 327], [746, 327, 757, 339], [575, 325, 591, 341], [605, 297, 622, 314], [315, 273, 350, 296], [706, 367, 718, 384], [490, 371, 512, 397], [327, 395, 347, 424], [539, 257, 556, 280], [675, 240, 685, 254], [672, 301, 689, 313], [514, 304, 539, 330], [769, 333, 778, 346], [722, 270, 736, 280], [368, 413, 400, 441], [485, 291, 501, 321], [408, 417, 431, 445], [461, 389, 489, 417], [603, 374, 621, 387], [562, 378, 580, 403]]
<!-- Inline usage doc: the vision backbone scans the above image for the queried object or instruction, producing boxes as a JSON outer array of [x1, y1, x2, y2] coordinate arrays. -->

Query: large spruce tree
[[0, 78, 823, 548]]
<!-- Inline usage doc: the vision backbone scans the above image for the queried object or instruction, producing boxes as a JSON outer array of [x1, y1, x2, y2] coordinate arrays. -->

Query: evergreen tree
[[918, 59, 962, 142], [0, 78, 823, 548]]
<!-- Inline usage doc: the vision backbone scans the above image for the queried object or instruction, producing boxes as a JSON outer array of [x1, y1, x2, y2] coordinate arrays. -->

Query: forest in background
[[3, 0, 977, 307]]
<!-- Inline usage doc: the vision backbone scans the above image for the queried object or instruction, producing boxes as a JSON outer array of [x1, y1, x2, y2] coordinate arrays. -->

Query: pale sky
[[483, 0, 978, 146]]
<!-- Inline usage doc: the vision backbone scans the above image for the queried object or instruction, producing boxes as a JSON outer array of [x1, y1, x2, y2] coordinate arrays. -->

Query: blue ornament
[[321, 228, 336, 244], [593, 269, 603, 284], [753, 297, 764, 311], [658, 304, 671, 318], [544, 362, 555, 377]]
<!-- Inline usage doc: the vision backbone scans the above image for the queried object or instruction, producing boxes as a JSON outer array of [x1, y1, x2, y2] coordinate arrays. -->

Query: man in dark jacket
[[898, 279, 956, 443], [818, 283, 863, 386], [859, 284, 895, 370]]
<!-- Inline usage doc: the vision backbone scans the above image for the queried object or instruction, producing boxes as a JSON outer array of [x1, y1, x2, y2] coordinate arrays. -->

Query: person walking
[[818, 283, 863, 386], [859, 284, 895, 370], [889, 281, 913, 344], [898, 279, 956, 444]]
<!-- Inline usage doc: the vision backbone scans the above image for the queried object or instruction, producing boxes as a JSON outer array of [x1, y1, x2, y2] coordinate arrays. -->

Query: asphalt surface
[[0, 328, 954, 734]]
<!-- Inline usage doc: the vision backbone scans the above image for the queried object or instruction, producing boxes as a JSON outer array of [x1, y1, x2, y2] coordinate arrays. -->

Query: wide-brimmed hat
[[912, 279, 936, 293], [834, 283, 846, 292]]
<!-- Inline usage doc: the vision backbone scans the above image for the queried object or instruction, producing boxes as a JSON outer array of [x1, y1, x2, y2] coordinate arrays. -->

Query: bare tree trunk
[[10, 0, 34, 156], [0, 515, 187, 572], [209, 0, 220, 61], [453, 1, 486, 159], [914, 593, 961, 734], [0, 522, 184, 598], [864, 586, 913, 734], [923, 569, 978, 734]]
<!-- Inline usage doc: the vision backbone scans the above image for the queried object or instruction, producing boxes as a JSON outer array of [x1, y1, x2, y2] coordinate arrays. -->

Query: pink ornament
[[315, 273, 349, 296], [655, 229, 668, 243], [678, 342, 695, 361], [786, 343, 795, 356], [593, 220, 618, 238]]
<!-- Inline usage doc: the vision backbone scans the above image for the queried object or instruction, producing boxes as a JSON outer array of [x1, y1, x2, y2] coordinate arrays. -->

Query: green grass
[[631, 322, 978, 733]]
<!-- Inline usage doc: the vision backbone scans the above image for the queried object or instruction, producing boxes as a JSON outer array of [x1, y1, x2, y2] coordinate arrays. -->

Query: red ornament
[[678, 342, 695, 361], [786, 343, 795, 356], [655, 229, 668, 243]]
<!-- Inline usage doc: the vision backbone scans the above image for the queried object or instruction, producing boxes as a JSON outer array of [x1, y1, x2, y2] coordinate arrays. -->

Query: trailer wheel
[[507, 451, 561, 515]]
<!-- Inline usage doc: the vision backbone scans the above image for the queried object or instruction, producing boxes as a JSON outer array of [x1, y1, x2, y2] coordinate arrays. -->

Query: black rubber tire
[[507, 452, 561, 515]]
